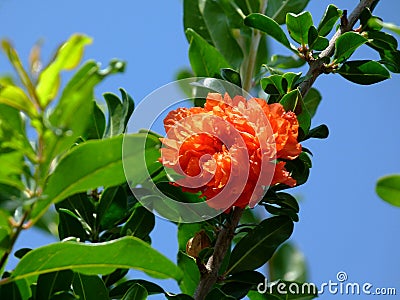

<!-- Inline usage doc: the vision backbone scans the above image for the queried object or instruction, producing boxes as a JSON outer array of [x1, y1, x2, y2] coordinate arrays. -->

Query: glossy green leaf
[[226, 216, 294, 275], [57, 209, 87, 241], [72, 273, 108, 300], [36, 270, 74, 300], [84, 101, 106, 140], [270, 243, 307, 282], [36, 34, 92, 107], [121, 206, 155, 240], [333, 32, 368, 63], [121, 283, 148, 300], [266, 0, 310, 25], [244, 14, 293, 51], [183, 0, 212, 43], [186, 28, 231, 77], [306, 124, 329, 140], [268, 54, 305, 69], [317, 4, 341, 36], [0, 85, 37, 118], [367, 31, 398, 52], [376, 175, 400, 207], [103, 88, 135, 138], [43, 59, 125, 173], [31, 133, 161, 224], [308, 26, 329, 51], [337, 60, 390, 85], [286, 12, 313, 46], [177, 251, 200, 295], [303, 87, 321, 118], [9, 236, 182, 282], [284, 153, 310, 186], [98, 185, 128, 231], [280, 89, 300, 112], [379, 50, 400, 73], [201, 0, 243, 68]]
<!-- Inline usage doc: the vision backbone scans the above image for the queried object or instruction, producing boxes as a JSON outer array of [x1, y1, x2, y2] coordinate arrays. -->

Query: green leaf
[[36, 270, 74, 300], [244, 14, 293, 51], [98, 185, 128, 231], [286, 12, 313, 46], [0, 85, 37, 118], [376, 175, 400, 207], [226, 216, 294, 275], [333, 32, 368, 63], [337, 60, 390, 85], [183, 0, 212, 43], [266, 0, 310, 25], [122, 283, 148, 300], [270, 243, 307, 282], [283, 153, 311, 186], [0, 151, 25, 191], [205, 288, 236, 300], [307, 26, 329, 51], [36, 34, 92, 107], [0, 281, 22, 300], [367, 31, 398, 52], [57, 209, 87, 241], [370, 19, 400, 36], [84, 101, 106, 140], [201, 0, 243, 68], [109, 280, 164, 298], [72, 273, 108, 300], [186, 29, 231, 77], [303, 88, 321, 118], [43, 59, 125, 171], [379, 50, 400, 73], [268, 54, 306, 69], [280, 89, 300, 112], [103, 88, 135, 138], [306, 124, 329, 140], [121, 205, 155, 240], [9, 236, 182, 283], [177, 251, 200, 295], [31, 133, 161, 224], [102, 268, 129, 287], [317, 4, 341, 37]]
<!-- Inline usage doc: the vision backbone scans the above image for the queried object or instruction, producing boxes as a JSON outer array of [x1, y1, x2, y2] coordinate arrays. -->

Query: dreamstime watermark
[[257, 271, 397, 296]]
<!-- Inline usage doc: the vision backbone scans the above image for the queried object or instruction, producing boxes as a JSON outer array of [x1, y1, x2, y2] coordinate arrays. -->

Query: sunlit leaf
[[376, 175, 400, 207], [286, 12, 313, 46], [9, 236, 182, 283], [337, 60, 390, 85], [268, 54, 305, 69], [36, 34, 92, 107], [317, 4, 341, 37], [333, 32, 368, 63], [0, 85, 37, 118]]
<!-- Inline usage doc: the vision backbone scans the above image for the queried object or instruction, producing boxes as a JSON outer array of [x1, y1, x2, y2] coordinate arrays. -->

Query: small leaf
[[266, 0, 310, 25], [177, 251, 200, 295], [379, 50, 400, 73], [303, 88, 321, 118], [367, 31, 398, 52], [10, 236, 183, 282], [244, 14, 294, 51], [72, 273, 109, 300], [121, 283, 148, 300], [84, 101, 106, 140], [36, 34, 92, 107], [121, 205, 155, 240], [317, 4, 342, 37], [226, 216, 293, 275], [333, 32, 368, 63], [186, 28, 231, 78], [308, 26, 329, 51], [98, 185, 128, 231], [57, 209, 87, 241], [376, 175, 400, 207], [306, 124, 329, 140], [337, 60, 390, 85], [280, 89, 300, 112], [286, 12, 314, 46], [0, 85, 37, 118], [220, 68, 241, 87]]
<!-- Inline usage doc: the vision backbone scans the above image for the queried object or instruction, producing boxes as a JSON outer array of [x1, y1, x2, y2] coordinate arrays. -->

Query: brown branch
[[193, 207, 243, 300], [298, 0, 377, 97]]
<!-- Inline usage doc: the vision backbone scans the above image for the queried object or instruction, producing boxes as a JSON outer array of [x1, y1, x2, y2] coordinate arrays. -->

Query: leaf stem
[[298, 0, 377, 97]]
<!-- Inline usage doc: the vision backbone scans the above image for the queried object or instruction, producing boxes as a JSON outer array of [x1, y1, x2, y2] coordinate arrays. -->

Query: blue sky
[[1, 0, 400, 299]]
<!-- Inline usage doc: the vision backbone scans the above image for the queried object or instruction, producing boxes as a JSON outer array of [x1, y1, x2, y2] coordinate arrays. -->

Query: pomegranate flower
[[160, 93, 301, 211]]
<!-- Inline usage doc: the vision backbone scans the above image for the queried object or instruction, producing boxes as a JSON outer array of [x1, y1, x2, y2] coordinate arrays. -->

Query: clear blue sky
[[1, 0, 399, 299]]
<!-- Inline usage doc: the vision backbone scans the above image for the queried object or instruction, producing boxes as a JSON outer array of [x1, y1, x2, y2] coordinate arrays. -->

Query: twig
[[298, 0, 377, 97], [193, 207, 243, 300]]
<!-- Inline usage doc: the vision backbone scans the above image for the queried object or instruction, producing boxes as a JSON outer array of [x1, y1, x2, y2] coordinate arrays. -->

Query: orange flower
[[160, 93, 301, 211]]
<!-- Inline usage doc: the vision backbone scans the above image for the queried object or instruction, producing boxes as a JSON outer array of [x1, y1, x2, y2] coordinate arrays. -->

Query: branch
[[298, 0, 377, 97], [194, 207, 243, 300]]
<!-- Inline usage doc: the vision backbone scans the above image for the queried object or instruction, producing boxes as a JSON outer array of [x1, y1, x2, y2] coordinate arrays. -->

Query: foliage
[[0, 1, 399, 300]]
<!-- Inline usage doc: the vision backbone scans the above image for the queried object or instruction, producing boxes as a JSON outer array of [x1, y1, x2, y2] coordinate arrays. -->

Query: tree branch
[[194, 207, 243, 300], [298, 0, 377, 97]]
